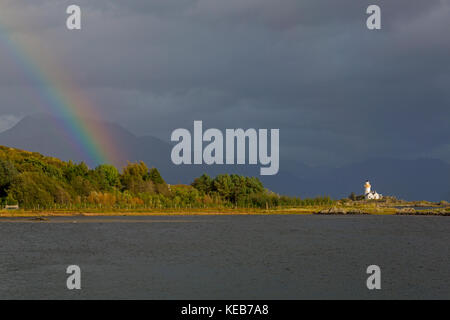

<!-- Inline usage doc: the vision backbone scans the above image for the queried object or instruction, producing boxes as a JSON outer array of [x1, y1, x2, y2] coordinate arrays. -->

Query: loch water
[[0, 215, 449, 299]]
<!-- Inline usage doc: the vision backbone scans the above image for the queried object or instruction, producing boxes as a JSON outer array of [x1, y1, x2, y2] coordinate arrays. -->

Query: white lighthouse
[[364, 180, 371, 194], [364, 180, 382, 200]]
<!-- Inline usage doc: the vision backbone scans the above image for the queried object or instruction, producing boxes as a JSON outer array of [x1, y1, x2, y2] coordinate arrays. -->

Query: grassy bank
[[1, 202, 448, 217], [0, 207, 317, 217]]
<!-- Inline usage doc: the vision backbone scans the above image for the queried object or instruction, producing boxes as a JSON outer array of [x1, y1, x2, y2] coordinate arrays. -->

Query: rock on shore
[[396, 208, 449, 216], [315, 207, 368, 215]]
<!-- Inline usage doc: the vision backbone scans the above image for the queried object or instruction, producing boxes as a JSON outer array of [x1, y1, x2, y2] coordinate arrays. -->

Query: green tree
[[70, 175, 95, 196], [192, 174, 213, 194], [121, 161, 148, 180], [0, 159, 18, 196], [212, 174, 233, 201], [148, 168, 165, 184], [8, 172, 71, 208], [95, 164, 120, 190], [120, 162, 155, 195], [64, 161, 89, 182]]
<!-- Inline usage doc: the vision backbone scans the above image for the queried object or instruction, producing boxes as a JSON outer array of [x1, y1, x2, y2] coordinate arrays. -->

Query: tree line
[[0, 146, 333, 210]]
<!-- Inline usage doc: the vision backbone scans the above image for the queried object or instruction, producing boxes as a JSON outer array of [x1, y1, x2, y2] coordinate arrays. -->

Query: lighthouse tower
[[364, 180, 371, 195]]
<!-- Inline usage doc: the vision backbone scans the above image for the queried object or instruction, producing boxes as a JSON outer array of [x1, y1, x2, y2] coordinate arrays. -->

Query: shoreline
[[0, 209, 314, 218], [0, 206, 448, 218]]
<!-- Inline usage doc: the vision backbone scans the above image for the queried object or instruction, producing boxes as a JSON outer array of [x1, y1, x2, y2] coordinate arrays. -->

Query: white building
[[364, 180, 382, 200]]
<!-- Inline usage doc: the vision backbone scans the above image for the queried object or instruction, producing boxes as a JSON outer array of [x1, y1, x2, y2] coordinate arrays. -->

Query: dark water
[[0, 215, 449, 299]]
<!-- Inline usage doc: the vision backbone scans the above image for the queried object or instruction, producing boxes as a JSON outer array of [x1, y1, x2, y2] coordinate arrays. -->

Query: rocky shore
[[315, 207, 369, 215], [396, 208, 450, 216]]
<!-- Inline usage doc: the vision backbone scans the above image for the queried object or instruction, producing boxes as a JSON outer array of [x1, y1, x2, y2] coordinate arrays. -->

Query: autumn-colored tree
[[120, 161, 155, 195]]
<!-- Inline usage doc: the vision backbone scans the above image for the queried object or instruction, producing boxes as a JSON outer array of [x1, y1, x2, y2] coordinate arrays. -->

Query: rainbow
[[0, 9, 120, 166]]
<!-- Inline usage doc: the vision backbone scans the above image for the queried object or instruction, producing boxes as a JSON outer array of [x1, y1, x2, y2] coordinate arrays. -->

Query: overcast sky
[[0, 0, 449, 166]]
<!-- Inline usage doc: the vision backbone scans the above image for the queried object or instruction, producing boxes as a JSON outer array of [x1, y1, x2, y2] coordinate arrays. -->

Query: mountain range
[[0, 114, 448, 201]]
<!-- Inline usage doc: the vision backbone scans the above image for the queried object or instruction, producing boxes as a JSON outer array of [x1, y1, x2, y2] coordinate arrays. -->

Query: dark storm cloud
[[0, 0, 449, 165]]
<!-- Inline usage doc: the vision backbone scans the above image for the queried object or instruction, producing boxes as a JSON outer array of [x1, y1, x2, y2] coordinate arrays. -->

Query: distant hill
[[0, 113, 170, 169], [0, 114, 448, 201]]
